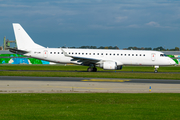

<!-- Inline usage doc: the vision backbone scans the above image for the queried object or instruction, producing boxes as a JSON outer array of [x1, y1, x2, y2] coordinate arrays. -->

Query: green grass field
[[0, 93, 180, 120], [0, 65, 180, 79], [0, 64, 180, 72]]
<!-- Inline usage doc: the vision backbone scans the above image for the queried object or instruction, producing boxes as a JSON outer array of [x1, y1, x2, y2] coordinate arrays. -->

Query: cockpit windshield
[[160, 54, 167, 57]]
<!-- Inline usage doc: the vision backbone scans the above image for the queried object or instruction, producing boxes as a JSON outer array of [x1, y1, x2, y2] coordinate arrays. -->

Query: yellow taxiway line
[[81, 79, 130, 82]]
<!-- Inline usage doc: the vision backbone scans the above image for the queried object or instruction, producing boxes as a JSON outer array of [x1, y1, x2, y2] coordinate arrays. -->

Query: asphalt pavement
[[0, 76, 180, 93]]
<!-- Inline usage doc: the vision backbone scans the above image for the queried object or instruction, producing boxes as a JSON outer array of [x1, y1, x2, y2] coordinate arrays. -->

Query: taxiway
[[0, 76, 180, 93]]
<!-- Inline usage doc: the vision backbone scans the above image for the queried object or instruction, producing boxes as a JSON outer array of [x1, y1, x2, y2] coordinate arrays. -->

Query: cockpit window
[[160, 54, 167, 57]]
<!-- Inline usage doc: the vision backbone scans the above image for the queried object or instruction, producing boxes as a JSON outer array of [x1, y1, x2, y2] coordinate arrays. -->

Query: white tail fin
[[13, 23, 44, 50]]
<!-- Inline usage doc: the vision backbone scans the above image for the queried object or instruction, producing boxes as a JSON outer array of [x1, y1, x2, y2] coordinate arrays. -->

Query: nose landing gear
[[154, 66, 159, 73]]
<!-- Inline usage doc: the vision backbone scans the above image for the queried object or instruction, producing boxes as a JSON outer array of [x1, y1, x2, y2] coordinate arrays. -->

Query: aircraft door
[[44, 50, 48, 58], [151, 53, 156, 61]]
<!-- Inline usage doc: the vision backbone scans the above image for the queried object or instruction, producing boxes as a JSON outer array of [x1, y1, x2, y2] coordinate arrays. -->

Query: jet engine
[[100, 61, 123, 70]]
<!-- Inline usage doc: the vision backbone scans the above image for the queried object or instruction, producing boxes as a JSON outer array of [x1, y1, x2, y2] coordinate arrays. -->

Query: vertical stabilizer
[[13, 23, 44, 50]]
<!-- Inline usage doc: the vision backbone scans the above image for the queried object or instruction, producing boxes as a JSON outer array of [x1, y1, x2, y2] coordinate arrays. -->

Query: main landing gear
[[154, 66, 159, 73], [87, 64, 97, 72]]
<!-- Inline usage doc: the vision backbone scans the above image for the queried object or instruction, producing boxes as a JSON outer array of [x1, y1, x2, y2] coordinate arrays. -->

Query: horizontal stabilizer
[[8, 48, 29, 54]]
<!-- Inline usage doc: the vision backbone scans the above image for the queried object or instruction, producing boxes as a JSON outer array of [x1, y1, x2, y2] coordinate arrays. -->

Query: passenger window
[[106, 53, 108, 55], [110, 53, 111, 55], [136, 54, 138, 56], [61, 52, 63, 54], [93, 53, 95, 55], [54, 52, 56, 54], [79, 53, 80, 55], [132, 54, 134, 56], [117, 54, 119, 56], [113, 54, 115, 55], [140, 54, 141, 56], [89, 53, 91, 55], [125, 54, 126, 56], [101, 53, 103, 55], [97, 53, 99, 55], [86, 53, 88, 55], [82, 53, 84, 55], [128, 54, 130, 56], [121, 54, 123, 56], [75, 53, 77, 55], [50, 52, 52, 54], [143, 54, 145, 56]]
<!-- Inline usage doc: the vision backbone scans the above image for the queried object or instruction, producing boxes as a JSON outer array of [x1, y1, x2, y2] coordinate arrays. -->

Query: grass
[[0, 64, 180, 72], [0, 65, 180, 79], [0, 71, 180, 79], [0, 93, 180, 120]]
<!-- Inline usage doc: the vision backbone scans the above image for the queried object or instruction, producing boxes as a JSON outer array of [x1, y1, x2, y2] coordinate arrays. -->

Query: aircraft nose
[[169, 58, 176, 65]]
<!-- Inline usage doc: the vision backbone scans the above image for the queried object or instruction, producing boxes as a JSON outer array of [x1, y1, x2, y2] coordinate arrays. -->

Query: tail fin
[[13, 23, 44, 50]]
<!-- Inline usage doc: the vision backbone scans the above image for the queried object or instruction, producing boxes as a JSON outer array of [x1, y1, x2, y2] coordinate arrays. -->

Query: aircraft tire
[[87, 68, 92, 72], [93, 67, 97, 72]]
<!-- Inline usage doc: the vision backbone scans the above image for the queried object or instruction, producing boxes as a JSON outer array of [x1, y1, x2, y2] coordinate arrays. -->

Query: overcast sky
[[0, 0, 180, 49]]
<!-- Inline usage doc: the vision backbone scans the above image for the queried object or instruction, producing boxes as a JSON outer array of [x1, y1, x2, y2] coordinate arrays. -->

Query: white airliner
[[9, 23, 176, 72]]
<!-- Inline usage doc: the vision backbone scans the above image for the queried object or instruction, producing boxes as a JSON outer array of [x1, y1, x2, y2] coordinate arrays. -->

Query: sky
[[0, 0, 180, 49]]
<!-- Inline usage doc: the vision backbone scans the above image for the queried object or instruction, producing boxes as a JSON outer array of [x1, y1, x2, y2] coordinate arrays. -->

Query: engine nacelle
[[100, 61, 123, 70]]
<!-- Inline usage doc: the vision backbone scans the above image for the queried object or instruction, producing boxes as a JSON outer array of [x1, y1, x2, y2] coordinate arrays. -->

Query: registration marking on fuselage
[[81, 79, 130, 82]]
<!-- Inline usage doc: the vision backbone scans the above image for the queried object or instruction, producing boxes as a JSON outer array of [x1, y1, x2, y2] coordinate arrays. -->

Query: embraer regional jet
[[9, 23, 176, 72]]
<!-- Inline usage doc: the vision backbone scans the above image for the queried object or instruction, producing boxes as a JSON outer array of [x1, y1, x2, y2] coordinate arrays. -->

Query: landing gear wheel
[[154, 66, 159, 73], [154, 70, 158, 73], [87, 68, 92, 72], [87, 66, 97, 72], [93, 67, 97, 72]]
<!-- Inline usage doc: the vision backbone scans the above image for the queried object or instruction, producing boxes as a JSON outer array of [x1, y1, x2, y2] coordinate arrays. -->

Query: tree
[[127, 47, 133, 50], [98, 46, 104, 49], [175, 47, 179, 51], [108, 46, 113, 49], [90, 46, 97, 49], [144, 47, 152, 50], [153, 46, 165, 51], [114, 46, 119, 49], [141, 47, 145, 50]]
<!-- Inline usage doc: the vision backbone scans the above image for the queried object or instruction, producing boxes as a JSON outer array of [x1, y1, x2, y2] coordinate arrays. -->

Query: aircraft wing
[[70, 56, 100, 63], [61, 48, 101, 65]]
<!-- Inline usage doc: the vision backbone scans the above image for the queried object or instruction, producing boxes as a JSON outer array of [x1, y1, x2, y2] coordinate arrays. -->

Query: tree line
[[61, 46, 119, 49], [61, 46, 180, 51], [124, 46, 180, 51]]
